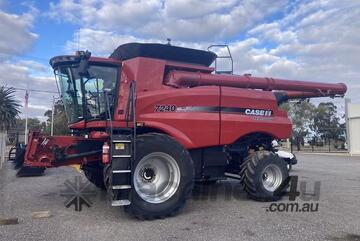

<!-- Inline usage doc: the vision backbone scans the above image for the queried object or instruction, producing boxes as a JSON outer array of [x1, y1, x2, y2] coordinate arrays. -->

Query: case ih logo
[[244, 108, 272, 116]]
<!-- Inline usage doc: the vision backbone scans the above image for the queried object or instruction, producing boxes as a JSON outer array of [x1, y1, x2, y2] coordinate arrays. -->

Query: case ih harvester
[[14, 43, 346, 219]]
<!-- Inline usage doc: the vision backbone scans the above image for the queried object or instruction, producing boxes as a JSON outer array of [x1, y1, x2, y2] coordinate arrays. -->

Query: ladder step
[[112, 185, 131, 190], [111, 200, 131, 206], [112, 140, 131, 143], [112, 155, 131, 158], [112, 170, 131, 174], [224, 172, 241, 180]]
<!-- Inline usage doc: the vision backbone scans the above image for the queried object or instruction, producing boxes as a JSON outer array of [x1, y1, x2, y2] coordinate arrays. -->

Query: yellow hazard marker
[[70, 164, 82, 173]]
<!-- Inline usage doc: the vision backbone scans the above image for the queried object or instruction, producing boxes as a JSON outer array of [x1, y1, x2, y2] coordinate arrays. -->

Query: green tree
[[282, 101, 316, 151], [311, 102, 345, 147], [15, 118, 46, 131], [0, 86, 21, 131], [44, 100, 69, 135]]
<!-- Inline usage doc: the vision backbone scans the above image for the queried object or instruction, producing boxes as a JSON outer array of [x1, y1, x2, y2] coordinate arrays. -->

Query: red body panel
[[220, 87, 291, 144], [136, 86, 220, 149], [133, 85, 292, 149]]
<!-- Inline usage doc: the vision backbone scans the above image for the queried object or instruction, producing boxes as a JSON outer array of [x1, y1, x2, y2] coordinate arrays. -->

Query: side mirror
[[77, 51, 91, 77]]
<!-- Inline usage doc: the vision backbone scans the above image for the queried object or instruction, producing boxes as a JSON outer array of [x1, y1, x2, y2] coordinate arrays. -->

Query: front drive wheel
[[82, 163, 106, 190], [124, 133, 194, 219], [240, 151, 288, 201]]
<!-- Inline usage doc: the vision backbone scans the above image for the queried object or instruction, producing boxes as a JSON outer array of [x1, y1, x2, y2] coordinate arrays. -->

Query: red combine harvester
[[14, 43, 346, 219]]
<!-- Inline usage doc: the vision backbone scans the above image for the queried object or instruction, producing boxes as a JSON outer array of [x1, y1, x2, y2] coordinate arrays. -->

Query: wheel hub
[[262, 164, 283, 192], [141, 167, 156, 182], [134, 152, 180, 204]]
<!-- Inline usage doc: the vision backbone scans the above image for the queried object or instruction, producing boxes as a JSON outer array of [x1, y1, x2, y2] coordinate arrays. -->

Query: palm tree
[[0, 86, 21, 131]]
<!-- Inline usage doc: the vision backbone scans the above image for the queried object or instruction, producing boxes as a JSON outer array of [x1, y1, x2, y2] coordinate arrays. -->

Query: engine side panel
[[135, 86, 292, 149], [220, 87, 292, 144], [136, 86, 220, 149]]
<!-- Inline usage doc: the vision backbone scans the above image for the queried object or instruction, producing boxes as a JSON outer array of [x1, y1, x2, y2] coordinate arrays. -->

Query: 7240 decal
[[155, 105, 177, 112]]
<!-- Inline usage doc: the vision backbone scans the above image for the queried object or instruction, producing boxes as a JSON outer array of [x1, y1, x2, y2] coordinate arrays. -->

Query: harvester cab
[[13, 42, 347, 219], [51, 51, 120, 124]]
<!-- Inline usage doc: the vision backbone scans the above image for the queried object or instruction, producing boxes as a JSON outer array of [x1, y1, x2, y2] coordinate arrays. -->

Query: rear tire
[[240, 151, 288, 201], [124, 133, 194, 220], [82, 163, 106, 190], [14, 147, 26, 169]]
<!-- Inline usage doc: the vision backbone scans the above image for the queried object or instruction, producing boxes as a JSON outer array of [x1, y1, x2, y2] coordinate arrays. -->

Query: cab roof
[[110, 42, 217, 67]]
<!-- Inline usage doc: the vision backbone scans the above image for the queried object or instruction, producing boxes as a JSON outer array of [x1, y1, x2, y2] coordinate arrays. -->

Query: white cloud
[[48, 0, 161, 31], [16, 60, 49, 72], [48, 0, 288, 41], [0, 10, 38, 58], [241, 1, 360, 79], [64, 28, 145, 56], [0, 7, 56, 120], [0, 60, 57, 119], [95, 0, 161, 31], [0, 61, 55, 92], [248, 23, 297, 43], [164, 0, 238, 19]]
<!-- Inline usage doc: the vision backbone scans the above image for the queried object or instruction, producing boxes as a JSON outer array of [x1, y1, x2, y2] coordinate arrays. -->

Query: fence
[[283, 129, 348, 153], [289, 140, 348, 153], [7, 130, 25, 146], [0, 132, 7, 169]]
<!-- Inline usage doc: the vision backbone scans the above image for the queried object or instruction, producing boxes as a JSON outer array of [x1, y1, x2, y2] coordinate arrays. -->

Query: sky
[[0, 0, 359, 121]]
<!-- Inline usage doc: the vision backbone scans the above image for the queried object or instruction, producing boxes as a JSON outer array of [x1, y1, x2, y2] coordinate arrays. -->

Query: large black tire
[[14, 147, 26, 169], [240, 151, 288, 201], [82, 163, 106, 190], [124, 133, 194, 220]]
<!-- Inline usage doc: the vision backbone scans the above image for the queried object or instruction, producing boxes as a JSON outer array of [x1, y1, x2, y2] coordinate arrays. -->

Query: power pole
[[51, 96, 55, 136], [24, 90, 29, 144]]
